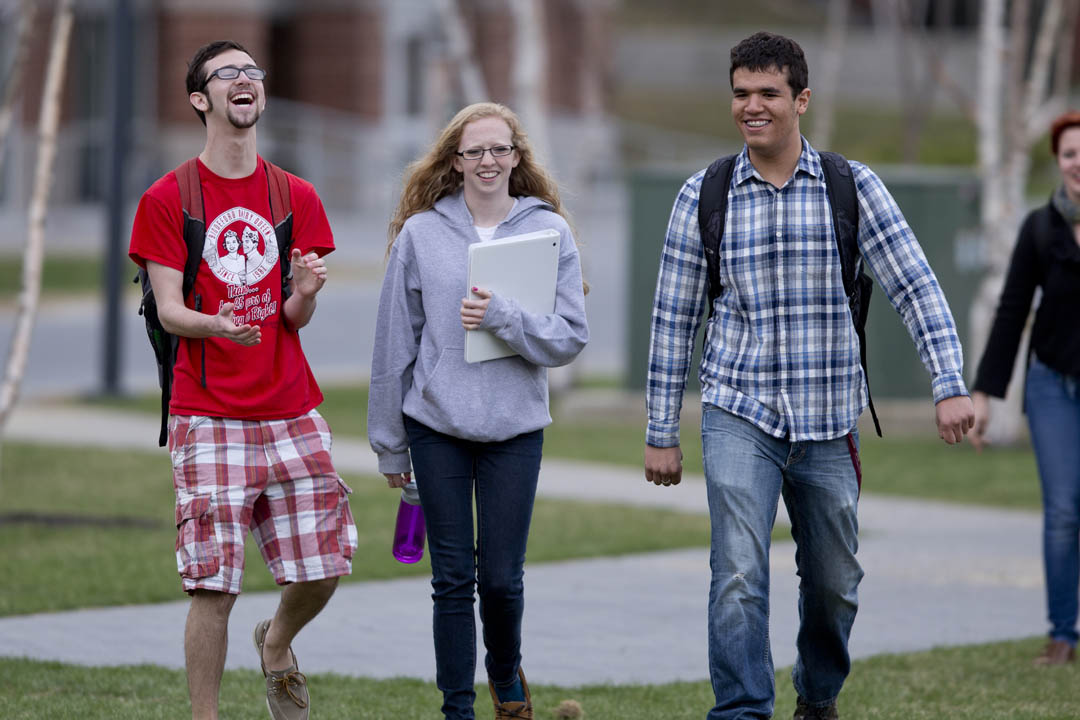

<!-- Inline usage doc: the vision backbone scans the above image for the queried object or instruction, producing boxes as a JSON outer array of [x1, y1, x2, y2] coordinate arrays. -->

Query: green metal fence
[[626, 166, 982, 399]]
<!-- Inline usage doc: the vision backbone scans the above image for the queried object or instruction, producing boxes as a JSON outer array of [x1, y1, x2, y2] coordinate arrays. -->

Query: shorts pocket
[[169, 415, 211, 469], [336, 478, 357, 561], [175, 494, 221, 580]]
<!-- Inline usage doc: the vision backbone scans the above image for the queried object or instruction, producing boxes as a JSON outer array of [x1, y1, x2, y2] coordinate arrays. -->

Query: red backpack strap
[[263, 159, 296, 305], [172, 158, 206, 300], [175, 157, 204, 222], [263, 159, 292, 225]]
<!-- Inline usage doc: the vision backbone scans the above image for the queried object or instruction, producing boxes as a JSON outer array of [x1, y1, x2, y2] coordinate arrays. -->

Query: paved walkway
[[1, 404, 1045, 685]]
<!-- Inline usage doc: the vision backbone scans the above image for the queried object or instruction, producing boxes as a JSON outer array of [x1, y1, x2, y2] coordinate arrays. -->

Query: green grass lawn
[[2, 390, 1063, 718], [81, 383, 1044, 511], [336, 385, 1041, 512], [310, 385, 1043, 513], [0, 253, 108, 300], [542, 415, 1042, 511], [2, 637, 1076, 719], [0, 441, 717, 617]]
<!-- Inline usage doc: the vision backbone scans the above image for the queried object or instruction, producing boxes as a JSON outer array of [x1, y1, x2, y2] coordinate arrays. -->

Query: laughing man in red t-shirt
[[129, 40, 355, 720]]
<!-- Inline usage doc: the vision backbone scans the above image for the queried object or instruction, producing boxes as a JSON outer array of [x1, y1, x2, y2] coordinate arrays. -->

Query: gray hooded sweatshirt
[[368, 190, 589, 474]]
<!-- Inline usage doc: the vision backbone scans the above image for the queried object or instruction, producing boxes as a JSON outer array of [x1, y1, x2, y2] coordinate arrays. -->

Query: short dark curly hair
[[185, 40, 253, 126], [729, 31, 808, 97]]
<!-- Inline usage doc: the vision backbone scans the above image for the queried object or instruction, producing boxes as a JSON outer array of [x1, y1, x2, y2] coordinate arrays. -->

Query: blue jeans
[[701, 406, 863, 720], [404, 416, 543, 720], [1025, 357, 1080, 648]]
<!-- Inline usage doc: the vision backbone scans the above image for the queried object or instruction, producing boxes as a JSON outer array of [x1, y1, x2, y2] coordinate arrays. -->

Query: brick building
[[2, 0, 616, 215]]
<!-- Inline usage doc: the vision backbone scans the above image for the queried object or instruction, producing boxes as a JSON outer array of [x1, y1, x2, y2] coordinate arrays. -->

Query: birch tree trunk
[[970, 0, 1070, 444], [869, 0, 953, 163], [433, 0, 487, 105], [508, 0, 549, 162], [0, 0, 36, 182], [812, 0, 849, 149], [508, 0, 582, 394], [0, 0, 75, 474]]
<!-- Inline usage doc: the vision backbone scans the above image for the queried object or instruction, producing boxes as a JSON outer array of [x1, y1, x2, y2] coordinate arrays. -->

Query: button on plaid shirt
[[646, 141, 968, 446]]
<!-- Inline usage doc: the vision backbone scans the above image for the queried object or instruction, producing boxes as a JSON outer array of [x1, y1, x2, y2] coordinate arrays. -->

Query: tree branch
[[0, 0, 75, 447], [1022, 0, 1063, 141], [0, 0, 36, 181], [432, 0, 488, 104]]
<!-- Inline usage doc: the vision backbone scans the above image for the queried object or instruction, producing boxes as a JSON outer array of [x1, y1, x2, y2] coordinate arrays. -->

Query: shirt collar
[[732, 136, 820, 187]]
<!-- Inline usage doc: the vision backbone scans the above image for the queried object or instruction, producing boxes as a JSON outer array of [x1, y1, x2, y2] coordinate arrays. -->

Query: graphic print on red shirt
[[128, 157, 335, 420], [202, 205, 282, 326]]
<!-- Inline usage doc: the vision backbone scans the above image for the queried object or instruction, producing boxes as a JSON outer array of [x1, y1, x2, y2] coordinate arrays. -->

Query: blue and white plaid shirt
[[646, 140, 968, 446]]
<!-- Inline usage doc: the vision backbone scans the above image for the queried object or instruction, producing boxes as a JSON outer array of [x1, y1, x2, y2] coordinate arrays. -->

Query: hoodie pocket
[[419, 347, 547, 437]]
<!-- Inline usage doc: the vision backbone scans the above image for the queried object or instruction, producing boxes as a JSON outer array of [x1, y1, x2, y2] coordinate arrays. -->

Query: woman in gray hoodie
[[368, 102, 588, 720]]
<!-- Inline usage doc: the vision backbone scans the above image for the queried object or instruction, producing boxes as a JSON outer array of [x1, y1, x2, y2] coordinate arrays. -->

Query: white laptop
[[465, 228, 561, 363]]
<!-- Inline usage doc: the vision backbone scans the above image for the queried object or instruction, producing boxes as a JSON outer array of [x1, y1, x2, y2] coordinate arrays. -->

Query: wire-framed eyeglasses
[[455, 145, 516, 161], [203, 65, 267, 87]]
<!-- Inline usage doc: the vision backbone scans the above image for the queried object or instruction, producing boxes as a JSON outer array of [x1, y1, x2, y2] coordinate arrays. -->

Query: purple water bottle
[[392, 480, 425, 563]]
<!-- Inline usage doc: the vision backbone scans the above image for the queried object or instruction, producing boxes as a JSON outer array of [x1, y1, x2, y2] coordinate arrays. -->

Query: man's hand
[[461, 287, 492, 330], [290, 249, 327, 298], [935, 395, 975, 445], [969, 391, 991, 452], [146, 260, 262, 345], [383, 472, 411, 489], [214, 302, 261, 346], [645, 444, 683, 487]]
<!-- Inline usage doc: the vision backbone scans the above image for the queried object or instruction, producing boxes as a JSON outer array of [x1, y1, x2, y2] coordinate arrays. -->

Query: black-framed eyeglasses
[[203, 65, 267, 87], [455, 145, 515, 161]]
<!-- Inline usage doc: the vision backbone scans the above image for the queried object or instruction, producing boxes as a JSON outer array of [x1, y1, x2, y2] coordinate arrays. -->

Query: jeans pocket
[[175, 493, 221, 580]]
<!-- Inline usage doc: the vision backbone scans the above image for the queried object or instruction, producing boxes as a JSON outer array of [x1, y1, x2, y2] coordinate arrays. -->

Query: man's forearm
[[158, 298, 225, 339], [283, 291, 317, 329]]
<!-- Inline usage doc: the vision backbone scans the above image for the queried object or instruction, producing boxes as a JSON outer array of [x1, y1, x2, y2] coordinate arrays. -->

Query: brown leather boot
[[1032, 639, 1076, 667], [488, 667, 533, 719]]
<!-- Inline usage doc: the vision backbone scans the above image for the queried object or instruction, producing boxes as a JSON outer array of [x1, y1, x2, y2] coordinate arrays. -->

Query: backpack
[[697, 151, 881, 436], [136, 157, 295, 446]]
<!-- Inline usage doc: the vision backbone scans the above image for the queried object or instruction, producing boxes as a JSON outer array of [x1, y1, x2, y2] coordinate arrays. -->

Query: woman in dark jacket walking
[[971, 110, 1080, 667]]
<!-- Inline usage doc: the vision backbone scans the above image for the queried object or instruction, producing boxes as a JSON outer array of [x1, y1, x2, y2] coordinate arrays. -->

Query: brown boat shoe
[[488, 666, 533, 719], [1032, 639, 1076, 667], [253, 618, 309, 720]]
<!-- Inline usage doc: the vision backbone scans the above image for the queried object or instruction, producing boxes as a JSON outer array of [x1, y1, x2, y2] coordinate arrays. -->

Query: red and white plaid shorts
[[168, 409, 358, 595]]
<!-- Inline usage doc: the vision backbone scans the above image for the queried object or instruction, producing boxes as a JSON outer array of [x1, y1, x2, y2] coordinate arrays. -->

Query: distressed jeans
[[404, 416, 543, 720], [702, 406, 863, 720], [1025, 356, 1080, 648]]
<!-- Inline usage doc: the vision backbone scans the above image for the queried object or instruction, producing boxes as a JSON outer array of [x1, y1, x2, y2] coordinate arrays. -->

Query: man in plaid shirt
[[643, 31, 974, 720]]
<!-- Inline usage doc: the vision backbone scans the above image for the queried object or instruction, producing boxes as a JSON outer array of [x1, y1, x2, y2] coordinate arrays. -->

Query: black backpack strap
[[820, 151, 881, 437], [263, 160, 295, 303], [819, 152, 858, 295], [698, 155, 737, 316]]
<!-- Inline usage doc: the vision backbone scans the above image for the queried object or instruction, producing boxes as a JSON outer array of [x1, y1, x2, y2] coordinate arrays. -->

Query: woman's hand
[[383, 472, 411, 489], [461, 287, 492, 330]]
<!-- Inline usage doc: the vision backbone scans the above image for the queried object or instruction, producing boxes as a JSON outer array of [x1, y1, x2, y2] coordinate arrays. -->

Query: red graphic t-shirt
[[128, 157, 334, 420]]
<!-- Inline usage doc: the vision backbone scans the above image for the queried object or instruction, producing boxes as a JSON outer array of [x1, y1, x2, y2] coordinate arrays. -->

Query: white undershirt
[[474, 224, 498, 242], [474, 198, 518, 242]]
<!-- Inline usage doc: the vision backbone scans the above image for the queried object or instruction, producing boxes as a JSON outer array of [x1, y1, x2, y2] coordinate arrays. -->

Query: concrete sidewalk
[[1, 403, 1046, 685]]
